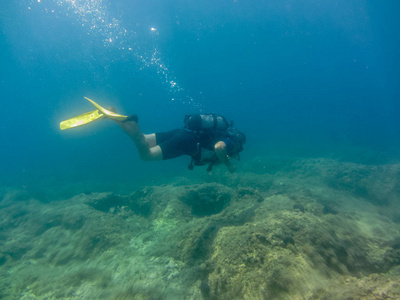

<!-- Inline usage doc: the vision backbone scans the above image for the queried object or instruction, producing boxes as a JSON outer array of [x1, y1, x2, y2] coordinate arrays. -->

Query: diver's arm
[[214, 141, 236, 173]]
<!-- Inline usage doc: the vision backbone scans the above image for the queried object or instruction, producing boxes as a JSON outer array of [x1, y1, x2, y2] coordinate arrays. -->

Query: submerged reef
[[1, 158, 400, 299]]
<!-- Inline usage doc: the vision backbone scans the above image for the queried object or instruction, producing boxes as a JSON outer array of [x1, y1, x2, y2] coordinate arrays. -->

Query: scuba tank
[[184, 113, 230, 132]]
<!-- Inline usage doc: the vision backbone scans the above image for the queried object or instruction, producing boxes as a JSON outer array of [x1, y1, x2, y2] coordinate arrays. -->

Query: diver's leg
[[116, 120, 162, 161], [144, 134, 157, 147]]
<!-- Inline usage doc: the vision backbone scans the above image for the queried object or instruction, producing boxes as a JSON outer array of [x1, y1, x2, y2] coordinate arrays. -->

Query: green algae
[[0, 158, 400, 299]]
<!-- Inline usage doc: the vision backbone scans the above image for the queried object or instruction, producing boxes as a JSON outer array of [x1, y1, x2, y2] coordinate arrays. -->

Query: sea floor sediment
[[1, 158, 400, 299]]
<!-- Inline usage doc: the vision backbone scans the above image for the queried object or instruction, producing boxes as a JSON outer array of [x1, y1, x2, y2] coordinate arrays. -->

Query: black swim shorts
[[155, 129, 198, 160]]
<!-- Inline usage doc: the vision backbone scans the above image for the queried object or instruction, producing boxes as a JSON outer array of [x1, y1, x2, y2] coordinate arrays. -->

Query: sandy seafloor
[[1, 155, 400, 300]]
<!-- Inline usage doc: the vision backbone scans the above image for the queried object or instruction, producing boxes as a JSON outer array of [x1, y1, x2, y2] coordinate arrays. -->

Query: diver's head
[[229, 129, 246, 153], [235, 131, 246, 146]]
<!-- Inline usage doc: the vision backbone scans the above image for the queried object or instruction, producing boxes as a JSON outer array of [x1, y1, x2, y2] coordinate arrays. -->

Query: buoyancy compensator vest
[[184, 114, 245, 172]]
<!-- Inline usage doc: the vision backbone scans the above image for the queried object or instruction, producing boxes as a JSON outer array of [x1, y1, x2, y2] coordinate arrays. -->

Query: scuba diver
[[60, 97, 246, 173]]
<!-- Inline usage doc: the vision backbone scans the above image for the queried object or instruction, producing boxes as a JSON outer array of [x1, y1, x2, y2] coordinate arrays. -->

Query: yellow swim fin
[[84, 97, 127, 121], [60, 97, 128, 130], [60, 109, 105, 130]]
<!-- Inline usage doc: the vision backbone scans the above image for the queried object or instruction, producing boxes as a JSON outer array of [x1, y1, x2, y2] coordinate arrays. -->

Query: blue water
[[1, 0, 399, 190]]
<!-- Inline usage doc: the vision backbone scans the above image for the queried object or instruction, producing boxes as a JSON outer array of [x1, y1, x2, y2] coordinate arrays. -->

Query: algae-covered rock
[[85, 188, 156, 217], [179, 183, 234, 216], [205, 201, 400, 299], [323, 162, 400, 206]]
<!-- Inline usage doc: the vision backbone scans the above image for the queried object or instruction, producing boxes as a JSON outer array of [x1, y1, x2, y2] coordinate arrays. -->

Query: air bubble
[[27, 0, 203, 110]]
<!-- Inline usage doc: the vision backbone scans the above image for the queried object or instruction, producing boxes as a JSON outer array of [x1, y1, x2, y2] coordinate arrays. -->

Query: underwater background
[[1, 0, 400, 299]]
